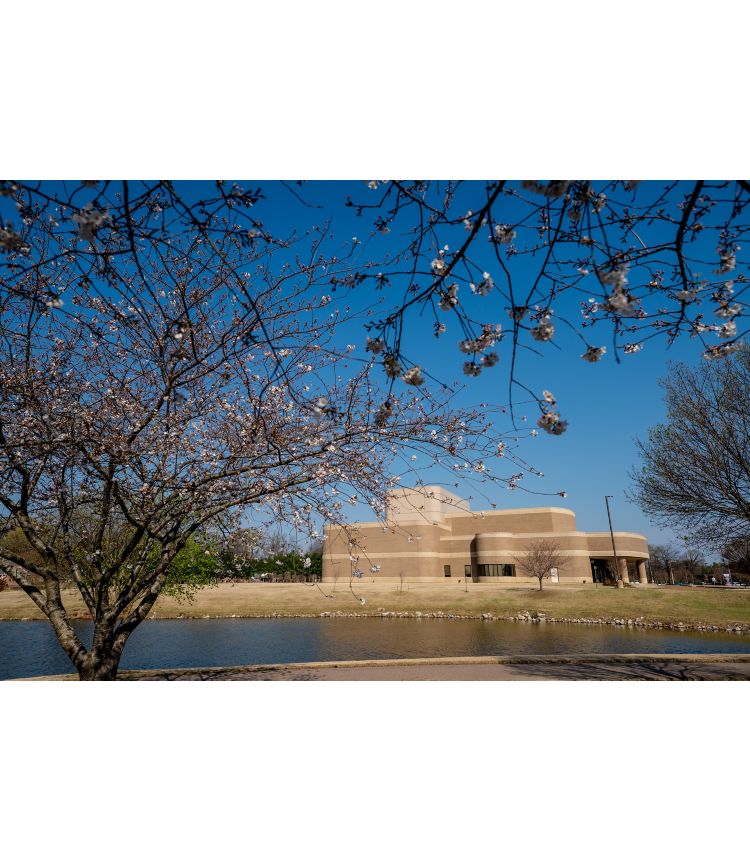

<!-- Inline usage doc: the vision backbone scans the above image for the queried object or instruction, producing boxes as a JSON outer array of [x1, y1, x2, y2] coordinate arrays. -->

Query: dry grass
[[0, 581, 749, 626]]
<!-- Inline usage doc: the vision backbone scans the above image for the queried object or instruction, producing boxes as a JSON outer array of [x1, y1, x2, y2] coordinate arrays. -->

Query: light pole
[[605, 495, 622, 588]]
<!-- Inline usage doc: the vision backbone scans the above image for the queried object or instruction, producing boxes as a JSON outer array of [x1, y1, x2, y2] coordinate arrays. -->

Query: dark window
[[444, 565, 452, 577], [478, 563, 516, 577], [464, 565, 473, 578]]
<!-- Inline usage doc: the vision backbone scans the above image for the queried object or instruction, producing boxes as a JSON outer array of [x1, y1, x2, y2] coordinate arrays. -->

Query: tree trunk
[[539, 578, 543, 591], [76, 621, 122, 680], [77, 654, 121, 681]]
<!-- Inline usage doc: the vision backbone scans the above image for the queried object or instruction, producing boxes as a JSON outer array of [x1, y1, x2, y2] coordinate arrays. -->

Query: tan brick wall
[[322, 489, 649, 583]]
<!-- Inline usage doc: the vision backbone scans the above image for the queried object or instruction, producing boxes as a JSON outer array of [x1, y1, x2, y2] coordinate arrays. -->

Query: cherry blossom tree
[[4, 180, 749, 439], [350, 180, 750, 431], [0, 181, 513, 679]]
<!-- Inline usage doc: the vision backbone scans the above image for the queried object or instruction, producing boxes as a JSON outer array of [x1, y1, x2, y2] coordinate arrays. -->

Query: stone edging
[[3, 609, 748, 634], [168, 609, 750, 635]]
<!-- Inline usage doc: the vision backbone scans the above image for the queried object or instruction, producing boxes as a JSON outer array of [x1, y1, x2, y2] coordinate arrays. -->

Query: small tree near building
[[515, 539, 568, 591]]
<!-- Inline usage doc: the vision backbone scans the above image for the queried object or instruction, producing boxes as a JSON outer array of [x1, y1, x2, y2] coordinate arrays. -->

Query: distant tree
[[629, 349, 750, 550], [163, 536, 222, 598], [649, 544, 679, 584], [722, 537, 750, 585], [261, 529, 295, 558], [677, 544, 706, 584], [304, 551, 322, 582], [515, 539, 568, 591], [1, 527, 53, 581], [216, 528, 263, 579]]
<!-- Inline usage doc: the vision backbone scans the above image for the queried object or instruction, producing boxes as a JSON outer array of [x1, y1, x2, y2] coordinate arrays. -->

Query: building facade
[[322, 486, 650, 585]]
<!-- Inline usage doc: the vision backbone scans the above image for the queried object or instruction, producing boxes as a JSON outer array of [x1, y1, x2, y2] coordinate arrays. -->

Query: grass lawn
[[0, 581, 749, 627]]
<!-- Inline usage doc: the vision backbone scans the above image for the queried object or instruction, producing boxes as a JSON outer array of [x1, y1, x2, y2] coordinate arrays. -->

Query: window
[[465, 565, 473, 578], [478, 563, 516, 577], [444, 565, 452, 577]]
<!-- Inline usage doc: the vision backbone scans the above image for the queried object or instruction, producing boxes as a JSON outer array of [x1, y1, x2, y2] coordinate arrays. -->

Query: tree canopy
[[629, 348, 750, 548]]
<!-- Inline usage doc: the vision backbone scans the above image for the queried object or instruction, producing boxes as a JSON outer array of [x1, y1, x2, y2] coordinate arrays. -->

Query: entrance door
[[590, 560, 608, 584]]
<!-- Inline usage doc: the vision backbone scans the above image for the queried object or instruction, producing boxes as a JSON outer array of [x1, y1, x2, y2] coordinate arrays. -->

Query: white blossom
[[537, 411, 568, 435], [716, 248, 737, 274], [531, 322, 555, 342], [72, 203, 110, 241], [596, 263, 629, 290], [366, 336, 386, 354], [703, 342, 742, 360], [493, 223, 516, 244], [401, 366, 425, 386], [581, 345, 606, 362], [715, 303, 741, 319], [438, 283, 459, 310], [605, 287, 636, 317], [0, 226, 27, 253], [375, 399, 395, 425], [383, 355, 403, 379], [675, 288, 699, 302], [470, 272, 494, 296], [431, 257, 447, 275]]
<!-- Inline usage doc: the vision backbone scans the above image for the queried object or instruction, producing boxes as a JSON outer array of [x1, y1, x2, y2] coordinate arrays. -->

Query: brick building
[[322, 486, 650, 585]]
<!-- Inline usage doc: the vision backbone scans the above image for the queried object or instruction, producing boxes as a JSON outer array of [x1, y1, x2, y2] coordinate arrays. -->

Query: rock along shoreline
[[5, 608, 748, 635]]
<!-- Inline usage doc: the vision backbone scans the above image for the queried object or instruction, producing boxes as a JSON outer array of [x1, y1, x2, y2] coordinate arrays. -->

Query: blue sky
[[240, 181, 708, 548]]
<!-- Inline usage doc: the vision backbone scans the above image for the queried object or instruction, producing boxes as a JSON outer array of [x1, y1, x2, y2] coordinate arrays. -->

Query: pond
[[2, 617, 750, 679]]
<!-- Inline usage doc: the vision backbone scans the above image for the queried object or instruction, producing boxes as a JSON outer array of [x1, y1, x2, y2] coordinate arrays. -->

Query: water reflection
[[1, 617, 749, 680]]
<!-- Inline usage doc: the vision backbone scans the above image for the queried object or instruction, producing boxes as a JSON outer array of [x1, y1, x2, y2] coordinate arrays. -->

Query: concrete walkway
[[19, 654, 750, 681]]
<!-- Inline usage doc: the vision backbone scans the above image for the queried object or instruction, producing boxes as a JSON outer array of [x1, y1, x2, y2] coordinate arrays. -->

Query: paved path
[[19, 654, 750, 681], [107, 654, 750, 681]]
